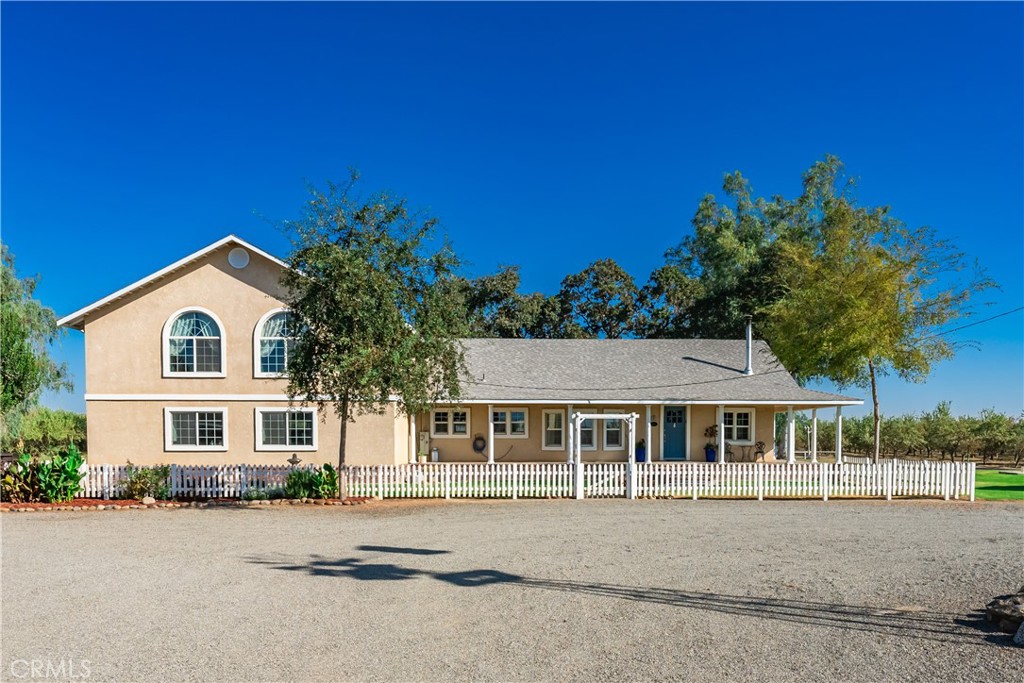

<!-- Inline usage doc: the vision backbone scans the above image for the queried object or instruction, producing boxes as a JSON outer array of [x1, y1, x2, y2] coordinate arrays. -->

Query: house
[[58, 235, 862, 467]]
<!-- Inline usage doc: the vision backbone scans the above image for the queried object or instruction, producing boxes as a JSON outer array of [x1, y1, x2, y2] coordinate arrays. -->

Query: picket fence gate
[[75, 460, 975, 502]]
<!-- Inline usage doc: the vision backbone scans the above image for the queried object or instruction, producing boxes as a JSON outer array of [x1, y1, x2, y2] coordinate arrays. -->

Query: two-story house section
[[58, 236, 413, 466]]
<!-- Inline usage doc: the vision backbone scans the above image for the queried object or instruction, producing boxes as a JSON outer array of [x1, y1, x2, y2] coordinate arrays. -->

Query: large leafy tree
[[281, 175, 468, 477], [763, 157, 994, 461], [459, 266, 563, 338], [557, 258, 640, 339], [1, 244, 71, 427], [661, 172, 791, 338]]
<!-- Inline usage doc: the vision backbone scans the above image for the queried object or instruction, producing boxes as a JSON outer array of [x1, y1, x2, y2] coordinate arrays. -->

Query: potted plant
[[703, 426, 718, 462], [635, 438, 646, 463]]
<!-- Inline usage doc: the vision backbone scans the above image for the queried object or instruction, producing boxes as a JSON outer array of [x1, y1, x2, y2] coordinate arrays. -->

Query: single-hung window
[[604, 413, 624, 450], [257, 408, 316, 450], [579, 418, 596, 450], [723, 410, 754, 443], [256, 311, 296, 376], [432, 409, 469, 438], [165, 408, 227, 451], [542, 410, 564, 450], [165, 310, 224, 376], [493, 408, 528, 438]]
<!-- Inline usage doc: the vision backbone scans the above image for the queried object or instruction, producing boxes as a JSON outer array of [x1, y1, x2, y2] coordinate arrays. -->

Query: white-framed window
[[162, 307, 226, 378], [579, 418, 596, 450], [255, 407, 317, 451], [254, 309, 296, 378], [724, 409, 754, 444], [431, 409, 470, 438], [542, 410, 564, 450], [603, 410, 624, 450], [492, 407, 529, 439], [164, 407, 228, 451]]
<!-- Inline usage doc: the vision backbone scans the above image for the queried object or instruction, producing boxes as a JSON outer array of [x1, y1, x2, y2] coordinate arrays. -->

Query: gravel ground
[[2, 499, 1022, 683]]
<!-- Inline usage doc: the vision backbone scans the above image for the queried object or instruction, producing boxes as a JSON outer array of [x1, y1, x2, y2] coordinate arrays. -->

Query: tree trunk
[[338, 394, 349, 500], [869, 359, 881, 463]]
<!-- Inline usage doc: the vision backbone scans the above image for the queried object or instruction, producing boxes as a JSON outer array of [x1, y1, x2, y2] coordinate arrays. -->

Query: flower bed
[[0, 497, 372, 512]]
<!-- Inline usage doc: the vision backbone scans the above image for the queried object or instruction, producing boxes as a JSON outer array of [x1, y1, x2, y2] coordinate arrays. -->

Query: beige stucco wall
[[418, 404, 665, 463], [418, 404, 780, 463], [687, 405, 777, 461], [79, 244, 409, 466], [85, 400, 409, 466], [84, 247, 291, 395]]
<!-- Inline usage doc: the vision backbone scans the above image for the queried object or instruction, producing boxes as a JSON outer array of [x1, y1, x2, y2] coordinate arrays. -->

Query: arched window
[[255, 310, 296, 376], [163, 309, 224, 376]]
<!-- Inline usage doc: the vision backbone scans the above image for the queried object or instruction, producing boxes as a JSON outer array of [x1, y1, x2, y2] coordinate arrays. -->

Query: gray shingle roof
[[459, 338, 861, 405]]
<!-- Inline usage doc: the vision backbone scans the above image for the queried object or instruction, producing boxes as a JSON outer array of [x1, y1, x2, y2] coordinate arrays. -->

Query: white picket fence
[[345, 462, 577, 499], [75, 460, 975, 502], [78, 464, 310, 500], [346, 460, 975, 502]]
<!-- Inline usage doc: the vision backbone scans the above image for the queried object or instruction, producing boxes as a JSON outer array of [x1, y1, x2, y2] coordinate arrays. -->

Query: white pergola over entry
[[571, 412, 639, 499]]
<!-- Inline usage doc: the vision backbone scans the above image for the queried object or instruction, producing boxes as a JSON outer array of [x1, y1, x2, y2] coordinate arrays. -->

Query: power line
[[918, 306, 1023, 342]]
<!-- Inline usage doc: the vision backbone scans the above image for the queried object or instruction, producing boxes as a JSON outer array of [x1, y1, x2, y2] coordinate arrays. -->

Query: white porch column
[[717, 405, 726, 464], [573, 412, 584, 500], [627, 413, 637, 499], [835, 406, 844, 464], [645, 405, 652, 462], [487, 404, 495, 464], [566, 404, 574, 464], [410, 413, 417, 463], [786, 406, 796, 464], [810, 409, 818, 463]]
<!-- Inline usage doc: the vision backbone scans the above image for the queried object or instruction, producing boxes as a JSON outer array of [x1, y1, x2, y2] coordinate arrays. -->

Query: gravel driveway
[[2, 500, 1021, 682]]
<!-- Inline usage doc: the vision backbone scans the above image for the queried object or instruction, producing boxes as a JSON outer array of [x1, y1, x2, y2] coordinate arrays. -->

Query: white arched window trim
[[253, 307, 294, 379], [161, 306, 227, 378]]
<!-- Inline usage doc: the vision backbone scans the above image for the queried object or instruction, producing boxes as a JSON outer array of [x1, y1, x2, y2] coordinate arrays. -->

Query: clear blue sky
[[3, 2, 1022, 419]]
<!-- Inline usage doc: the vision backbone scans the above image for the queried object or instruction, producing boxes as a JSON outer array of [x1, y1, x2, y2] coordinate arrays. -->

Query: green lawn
[[974, 470, 1024, 501]]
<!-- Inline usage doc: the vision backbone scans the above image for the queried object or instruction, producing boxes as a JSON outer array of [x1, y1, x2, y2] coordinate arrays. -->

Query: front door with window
[[664, 407, 687, 460]]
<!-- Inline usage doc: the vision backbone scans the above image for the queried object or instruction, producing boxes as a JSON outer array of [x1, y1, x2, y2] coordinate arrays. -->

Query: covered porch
[[412, 400, 857, 465]]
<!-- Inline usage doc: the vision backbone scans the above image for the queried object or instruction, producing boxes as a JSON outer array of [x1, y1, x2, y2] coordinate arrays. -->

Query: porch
[[415, 402, 856, 465]]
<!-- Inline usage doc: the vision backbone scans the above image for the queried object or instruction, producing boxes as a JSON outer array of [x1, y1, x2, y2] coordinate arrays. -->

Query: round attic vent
[[228, 247, 250, 269]]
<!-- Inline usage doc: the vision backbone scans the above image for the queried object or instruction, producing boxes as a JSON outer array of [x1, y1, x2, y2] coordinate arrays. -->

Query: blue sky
[[3, 2, 1022, 419]]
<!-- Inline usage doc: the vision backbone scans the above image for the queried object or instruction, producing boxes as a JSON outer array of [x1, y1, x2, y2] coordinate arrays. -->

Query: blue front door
[[664, 407, 687, 460]]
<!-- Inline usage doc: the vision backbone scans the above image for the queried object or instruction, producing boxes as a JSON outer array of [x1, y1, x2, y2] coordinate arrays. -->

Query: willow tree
[[764, 157, 994, 461], [1, 244, 72, 434], [281, 174, 468, 479]]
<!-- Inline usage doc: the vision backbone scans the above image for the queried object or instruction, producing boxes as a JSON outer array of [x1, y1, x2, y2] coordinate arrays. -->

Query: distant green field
[[974, 470, 1024, 501]]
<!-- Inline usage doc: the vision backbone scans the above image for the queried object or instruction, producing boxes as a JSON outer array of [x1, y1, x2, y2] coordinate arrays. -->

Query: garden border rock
[[0, 497, 371, 513]]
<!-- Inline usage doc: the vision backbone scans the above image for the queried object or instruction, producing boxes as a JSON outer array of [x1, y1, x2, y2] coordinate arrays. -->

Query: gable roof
[[57, 235, 287, 330], [459, 338, 861, 405]]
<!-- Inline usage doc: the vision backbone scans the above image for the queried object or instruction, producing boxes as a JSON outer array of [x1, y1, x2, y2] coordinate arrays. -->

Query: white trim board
[[440, 398, 864, 407], [57, 235, 288, 330], [85, 393, 402, 402]]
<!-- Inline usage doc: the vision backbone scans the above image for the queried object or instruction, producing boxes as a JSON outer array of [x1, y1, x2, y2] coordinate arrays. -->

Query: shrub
[[1, 445, 85, 503], [285, 465, 338, 499], [37, 443, 85, 503], [1, 454, 41, 502], [118, 462, 171, 500], [265, 486, 286, 500], [242, 488, 268, 501], [2, 407, 87, 460], [285, 468, 316, 499]]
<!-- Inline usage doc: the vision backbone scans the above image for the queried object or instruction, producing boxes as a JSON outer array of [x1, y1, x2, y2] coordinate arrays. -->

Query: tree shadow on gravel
[[247, 553, 998, 646]]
